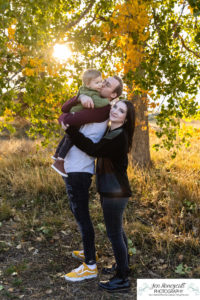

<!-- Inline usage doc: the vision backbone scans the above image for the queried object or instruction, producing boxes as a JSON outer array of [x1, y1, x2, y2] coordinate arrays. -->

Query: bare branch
[[91, 39, 112, 59], [3, 67, 25, 88], [77, 13, 97, 35], [152, 6, 200, 59], [64, 0, 95, 31], [8, 68, 24, 82], [152, 8, 162, 37], [173, 0, 187, 38], [179, 35, 200, 58]]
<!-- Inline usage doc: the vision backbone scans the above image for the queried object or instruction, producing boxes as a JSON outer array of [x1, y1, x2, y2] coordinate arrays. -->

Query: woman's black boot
[[98, 271, 130, 293]]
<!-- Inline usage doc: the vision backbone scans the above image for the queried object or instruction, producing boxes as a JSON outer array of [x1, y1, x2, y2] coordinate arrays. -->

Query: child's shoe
[[51, 159, 68, 177], [51, 153, 58, 160]]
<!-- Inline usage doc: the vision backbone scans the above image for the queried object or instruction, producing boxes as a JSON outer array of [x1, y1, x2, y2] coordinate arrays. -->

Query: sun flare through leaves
[[53, 44, 72, 63]]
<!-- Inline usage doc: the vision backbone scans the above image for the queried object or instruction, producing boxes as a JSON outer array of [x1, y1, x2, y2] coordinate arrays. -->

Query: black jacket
[[67, 126, 132, 198]]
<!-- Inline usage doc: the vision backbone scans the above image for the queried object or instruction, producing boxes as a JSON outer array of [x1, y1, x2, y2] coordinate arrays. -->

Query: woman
[[64, 100, 135, 292]]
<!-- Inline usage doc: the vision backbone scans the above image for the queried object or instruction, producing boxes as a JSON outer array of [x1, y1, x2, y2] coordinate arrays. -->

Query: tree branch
[[153, 6, 200, 58], [179, 35, 200, 58], [173, 0, 187, 38], [152, 8, 162, 37], [64, 0, 95, 31], [77, 13, 97, 35], [91, 39, 112, 59], [6, 67, 25, 84]]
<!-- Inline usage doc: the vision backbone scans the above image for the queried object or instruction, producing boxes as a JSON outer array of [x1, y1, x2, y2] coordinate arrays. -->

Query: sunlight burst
[[53, 44, 72, 62]]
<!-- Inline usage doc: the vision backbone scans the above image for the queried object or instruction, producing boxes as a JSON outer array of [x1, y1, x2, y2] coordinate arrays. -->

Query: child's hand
[[61, 122, 69, 130], [79, 95, 94, 108]]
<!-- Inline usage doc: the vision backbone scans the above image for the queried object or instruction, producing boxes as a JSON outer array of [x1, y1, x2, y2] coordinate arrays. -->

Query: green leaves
[[187, 0, 200, 16], [0, 0, 118, 145], [0, 0, 200, 152]]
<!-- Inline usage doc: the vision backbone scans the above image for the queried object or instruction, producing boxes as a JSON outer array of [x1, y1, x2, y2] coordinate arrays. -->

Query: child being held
[[51, 69, 109, 177]]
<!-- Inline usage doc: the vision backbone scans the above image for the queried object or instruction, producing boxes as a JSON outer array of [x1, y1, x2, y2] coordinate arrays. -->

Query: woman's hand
[[61, 121, 69, 130]]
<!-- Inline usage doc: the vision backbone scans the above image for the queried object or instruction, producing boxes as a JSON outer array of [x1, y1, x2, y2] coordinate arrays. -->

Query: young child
[[51, 69, 110, 177]]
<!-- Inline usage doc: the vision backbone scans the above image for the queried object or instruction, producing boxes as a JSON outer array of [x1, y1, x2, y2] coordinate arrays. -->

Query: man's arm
[[58, 105, 110, 127], [61, 96, 79, 113], [62, 95, 94, 113]]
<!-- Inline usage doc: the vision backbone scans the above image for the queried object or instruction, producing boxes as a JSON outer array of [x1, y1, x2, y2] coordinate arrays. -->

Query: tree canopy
[[0, 0, 200, 155]]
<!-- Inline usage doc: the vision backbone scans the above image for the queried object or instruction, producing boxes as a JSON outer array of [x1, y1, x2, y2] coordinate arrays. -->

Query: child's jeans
[[55, 133, 73, 159]]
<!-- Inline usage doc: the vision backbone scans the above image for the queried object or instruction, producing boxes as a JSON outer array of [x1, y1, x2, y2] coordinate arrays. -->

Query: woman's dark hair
[[120, 100, 135, 152]]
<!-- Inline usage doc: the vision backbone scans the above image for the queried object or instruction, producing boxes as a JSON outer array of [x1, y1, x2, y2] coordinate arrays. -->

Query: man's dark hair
[[113, 75, 123, 97]]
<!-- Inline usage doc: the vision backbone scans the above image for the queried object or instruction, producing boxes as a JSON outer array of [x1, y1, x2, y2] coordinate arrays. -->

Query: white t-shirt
[[64, 120, 108, 174]]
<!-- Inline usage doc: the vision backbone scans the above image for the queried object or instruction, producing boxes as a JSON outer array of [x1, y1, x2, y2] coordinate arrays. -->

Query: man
[[59, 76, 123, 282]]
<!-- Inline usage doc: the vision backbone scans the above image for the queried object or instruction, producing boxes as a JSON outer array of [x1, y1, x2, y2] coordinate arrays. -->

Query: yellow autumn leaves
[[22, 58, 45, 77], [96, 0, 159, 119], [6, 23, 62, 78], [21, 57, 62, 77], [8, 27, 16, 40], [110, 0, 151, 73], [99, 0, 151, 98]]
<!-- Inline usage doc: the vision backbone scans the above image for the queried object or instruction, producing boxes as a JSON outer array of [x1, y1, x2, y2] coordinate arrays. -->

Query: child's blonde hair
[[82, 69, 101, 86]]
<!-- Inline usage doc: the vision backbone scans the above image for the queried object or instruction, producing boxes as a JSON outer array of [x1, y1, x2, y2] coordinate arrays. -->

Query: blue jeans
[[100, 196, 129, 277], [63, 173, 96, 265]]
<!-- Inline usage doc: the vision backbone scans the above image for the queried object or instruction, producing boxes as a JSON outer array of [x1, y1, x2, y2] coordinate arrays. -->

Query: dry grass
[[0, 139, 64, 198], [125, 129, 200, 264], [0, 129, 200, 278]]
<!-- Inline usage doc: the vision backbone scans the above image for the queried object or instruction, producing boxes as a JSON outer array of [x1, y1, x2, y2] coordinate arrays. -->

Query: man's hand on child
[[79, 95, 94, 109]]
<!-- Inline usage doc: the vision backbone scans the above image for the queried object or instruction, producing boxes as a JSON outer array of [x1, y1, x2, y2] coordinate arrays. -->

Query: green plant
[[0, 203, 13, 221], [0, 241, 10, 253], [97, 223, 106, 233], [4, 263, 27, 276], [128, 238, 137, 255], [175, 263, 192, 275], [37, 226, 53, 238], [183, 199, 196, 212], [12, 278, 23, 287]]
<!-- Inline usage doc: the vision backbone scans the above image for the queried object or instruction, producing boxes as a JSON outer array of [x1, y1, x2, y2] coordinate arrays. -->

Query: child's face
[[87, 76, 103, 92]]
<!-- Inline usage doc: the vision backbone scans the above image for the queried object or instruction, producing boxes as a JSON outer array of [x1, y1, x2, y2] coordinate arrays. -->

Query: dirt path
[[0, 219, 137, 300]]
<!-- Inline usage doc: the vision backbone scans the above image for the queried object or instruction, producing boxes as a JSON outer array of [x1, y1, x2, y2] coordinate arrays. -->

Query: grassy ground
[[0, 126, 200, 299]]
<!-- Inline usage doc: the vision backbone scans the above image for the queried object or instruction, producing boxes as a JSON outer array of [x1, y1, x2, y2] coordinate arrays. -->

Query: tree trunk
[[131, 94, 151, 166]]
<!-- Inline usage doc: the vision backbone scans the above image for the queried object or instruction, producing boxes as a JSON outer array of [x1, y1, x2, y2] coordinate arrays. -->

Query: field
[[0, 125, 200, 299]]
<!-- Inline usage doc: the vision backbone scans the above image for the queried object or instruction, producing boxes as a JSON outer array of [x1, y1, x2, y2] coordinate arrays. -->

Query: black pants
[[55, 133, 73, 159], [100, 196, 129, 277], [63, 173, 96, 265]]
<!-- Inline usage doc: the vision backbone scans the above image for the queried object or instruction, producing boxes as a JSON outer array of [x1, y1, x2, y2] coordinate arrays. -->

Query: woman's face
[[109, 101, 127, 126]]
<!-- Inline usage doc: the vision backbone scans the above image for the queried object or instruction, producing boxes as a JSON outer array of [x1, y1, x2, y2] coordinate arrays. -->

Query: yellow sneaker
[[72, 250, 85, 261], [72, 250, 98, 261], [64, 263, 98, 282]]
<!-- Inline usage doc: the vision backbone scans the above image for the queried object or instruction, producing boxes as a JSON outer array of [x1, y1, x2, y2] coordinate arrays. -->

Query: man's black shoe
[[98, 276, 131, 293]]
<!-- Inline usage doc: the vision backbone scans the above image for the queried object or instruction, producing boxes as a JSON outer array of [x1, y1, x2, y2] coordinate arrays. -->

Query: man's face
[[100, 77, 119, 100]]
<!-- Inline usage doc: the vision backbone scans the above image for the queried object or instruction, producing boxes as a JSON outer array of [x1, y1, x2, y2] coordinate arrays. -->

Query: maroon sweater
[[58, 96, 110, 126]]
